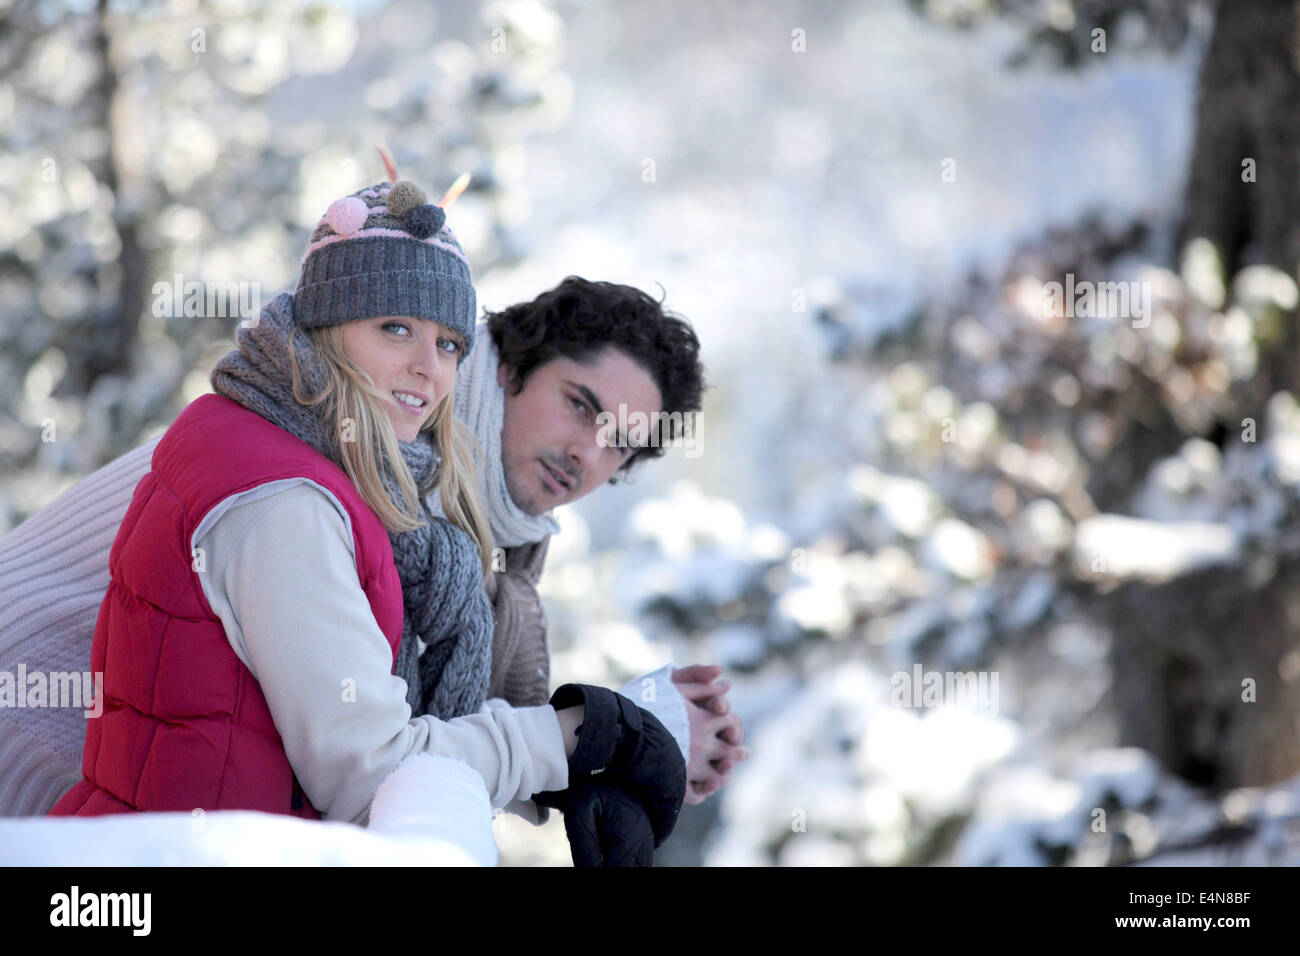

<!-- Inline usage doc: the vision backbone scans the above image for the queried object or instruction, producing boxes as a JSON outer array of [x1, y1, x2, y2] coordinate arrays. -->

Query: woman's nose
[[409, 339, 440, 379], [412, 343, 454, 399]]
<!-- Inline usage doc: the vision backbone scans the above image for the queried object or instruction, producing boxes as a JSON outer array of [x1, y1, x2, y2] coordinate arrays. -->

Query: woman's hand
[[556, 704, 585, 758], [535, 684, 686, 852]]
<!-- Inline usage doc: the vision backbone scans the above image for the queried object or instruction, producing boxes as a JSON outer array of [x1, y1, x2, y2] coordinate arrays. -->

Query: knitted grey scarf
[[209, 291, 492, 720]]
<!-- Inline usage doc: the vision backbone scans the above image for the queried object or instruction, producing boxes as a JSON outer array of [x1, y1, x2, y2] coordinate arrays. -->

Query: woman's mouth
[[392, 390, 429, 417]]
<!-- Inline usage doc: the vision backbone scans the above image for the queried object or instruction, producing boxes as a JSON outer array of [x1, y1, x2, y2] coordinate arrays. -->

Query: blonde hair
[[288, 323, 494, 578]]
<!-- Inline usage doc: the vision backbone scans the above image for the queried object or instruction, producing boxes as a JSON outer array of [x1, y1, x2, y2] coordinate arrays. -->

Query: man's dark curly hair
[[485, 276, 706, 476]]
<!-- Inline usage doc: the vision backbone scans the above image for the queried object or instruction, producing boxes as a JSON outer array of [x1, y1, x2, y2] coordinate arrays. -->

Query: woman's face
[[339, 315, 464, 442]]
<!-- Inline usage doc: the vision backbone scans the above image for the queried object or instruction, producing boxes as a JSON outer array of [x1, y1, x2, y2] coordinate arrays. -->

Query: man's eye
[[570, 396, 589, 417]]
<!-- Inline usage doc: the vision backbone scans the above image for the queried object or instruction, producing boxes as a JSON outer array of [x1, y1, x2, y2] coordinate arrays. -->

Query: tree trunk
[[1102, 555, 1300, 790], [76, 0, 145, 392], [1178, 0, 1300, 278], [1099, 2, 1300, 793]]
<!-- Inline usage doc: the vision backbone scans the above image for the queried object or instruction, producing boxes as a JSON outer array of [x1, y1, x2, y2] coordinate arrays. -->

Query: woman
[[47, 176, 684, 854]]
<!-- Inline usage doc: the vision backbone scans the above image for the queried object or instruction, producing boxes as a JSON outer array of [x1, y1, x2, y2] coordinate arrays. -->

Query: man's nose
[[566, 431, 600, 477]]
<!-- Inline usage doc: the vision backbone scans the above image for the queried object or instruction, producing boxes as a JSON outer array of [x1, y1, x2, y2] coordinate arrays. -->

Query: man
[[0, 275, 747, 819]]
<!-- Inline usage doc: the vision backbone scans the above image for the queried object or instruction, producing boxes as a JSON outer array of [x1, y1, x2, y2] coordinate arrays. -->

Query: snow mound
[[0, 753, 496, 866]]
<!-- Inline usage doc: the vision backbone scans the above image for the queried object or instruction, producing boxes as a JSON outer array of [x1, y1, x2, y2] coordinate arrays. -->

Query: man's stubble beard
[[500, 454, 547, 517]]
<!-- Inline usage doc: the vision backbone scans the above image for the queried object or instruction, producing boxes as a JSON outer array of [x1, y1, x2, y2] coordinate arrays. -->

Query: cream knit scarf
[[429, 324, 562, 547]]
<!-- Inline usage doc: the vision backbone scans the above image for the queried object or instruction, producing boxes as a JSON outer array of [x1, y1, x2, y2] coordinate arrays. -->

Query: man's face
[[498, 346, 663, 515]]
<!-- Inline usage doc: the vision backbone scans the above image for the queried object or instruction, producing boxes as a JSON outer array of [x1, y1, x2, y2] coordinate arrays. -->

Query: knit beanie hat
[[293, 171, 476, 355]]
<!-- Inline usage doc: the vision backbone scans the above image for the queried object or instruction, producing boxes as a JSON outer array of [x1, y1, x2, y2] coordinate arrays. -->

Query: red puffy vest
[[49, 394, 405, 819]]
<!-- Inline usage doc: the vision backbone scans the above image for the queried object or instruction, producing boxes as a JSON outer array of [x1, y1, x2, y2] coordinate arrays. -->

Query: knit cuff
[[618, 664, 690, 765]]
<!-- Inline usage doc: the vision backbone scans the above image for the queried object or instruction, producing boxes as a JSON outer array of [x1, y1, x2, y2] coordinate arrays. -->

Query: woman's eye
[[437, 337, 460, 354], [382, 321, 411, 336]]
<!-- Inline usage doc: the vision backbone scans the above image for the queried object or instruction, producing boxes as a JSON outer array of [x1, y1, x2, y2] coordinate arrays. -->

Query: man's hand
[[672, 664, 750, 805]]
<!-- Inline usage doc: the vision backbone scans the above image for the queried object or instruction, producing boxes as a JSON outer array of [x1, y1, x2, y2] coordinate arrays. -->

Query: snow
[[1073, 514, 1239, 582], [848, 465, 943, 539], [775, 553, 853, 640], [921, 518, 995, 581], [705, 660, 1021, 866], [956, 750, 1300, 867], [954, 765, 1084, 867], [711, 622, 767, 671], [0, 754, 497, 866]]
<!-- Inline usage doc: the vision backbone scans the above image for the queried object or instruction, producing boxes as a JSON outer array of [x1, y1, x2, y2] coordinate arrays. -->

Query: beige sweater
[[191, 479, 570, 825]]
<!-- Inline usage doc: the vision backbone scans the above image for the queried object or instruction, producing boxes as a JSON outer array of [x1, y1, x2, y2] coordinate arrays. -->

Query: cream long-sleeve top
[[191, 478, 570, 826]]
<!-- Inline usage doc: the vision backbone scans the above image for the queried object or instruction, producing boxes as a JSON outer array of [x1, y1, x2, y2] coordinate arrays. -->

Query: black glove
[[564, 780, 655, 867], [534, 683, 686, 850]]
